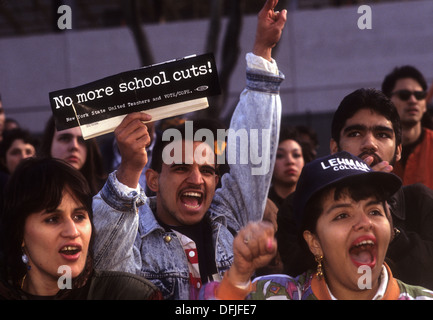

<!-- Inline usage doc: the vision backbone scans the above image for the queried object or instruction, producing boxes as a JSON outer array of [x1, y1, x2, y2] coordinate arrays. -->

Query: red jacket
[[394, 128, 433, 190]]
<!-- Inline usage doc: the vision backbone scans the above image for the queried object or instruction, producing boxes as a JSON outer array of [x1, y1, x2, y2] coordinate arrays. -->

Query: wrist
[[226, 267, 252, 289], [215, 270, 252, 300], [252, 45, 272, 62], [116, 165, 141, 189]]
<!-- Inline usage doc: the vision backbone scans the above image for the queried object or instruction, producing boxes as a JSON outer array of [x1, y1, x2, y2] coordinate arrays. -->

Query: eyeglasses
[[391, 89, 427, 101]]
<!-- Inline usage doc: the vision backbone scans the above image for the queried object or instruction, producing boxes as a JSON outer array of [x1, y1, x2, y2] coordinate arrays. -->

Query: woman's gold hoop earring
[[315, 255, 324, 280]]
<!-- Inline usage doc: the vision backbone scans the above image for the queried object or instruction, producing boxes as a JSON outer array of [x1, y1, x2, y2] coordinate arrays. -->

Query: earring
[[21, 248, 31, 270], [21, 253, 28, 264], [315, 255, 324, 280]]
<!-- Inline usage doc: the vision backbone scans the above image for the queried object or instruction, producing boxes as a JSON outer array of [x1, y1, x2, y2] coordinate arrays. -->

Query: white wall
[[0, 0, 432, 134]]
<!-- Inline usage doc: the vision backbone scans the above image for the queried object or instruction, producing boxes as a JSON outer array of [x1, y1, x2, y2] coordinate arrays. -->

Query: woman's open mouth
[[59, 245, 82, 261], [349, 236, 377, 268]]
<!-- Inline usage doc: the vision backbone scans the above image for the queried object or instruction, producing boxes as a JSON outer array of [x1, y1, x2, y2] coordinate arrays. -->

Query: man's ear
[[214, 173, 219, 188], [329, 139, 339, 155], [303, 230, 323, 257], [395, 143, 402, 163], [145, 169, 159, 192]]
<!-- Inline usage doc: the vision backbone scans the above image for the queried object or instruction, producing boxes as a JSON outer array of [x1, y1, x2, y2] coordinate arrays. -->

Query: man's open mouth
[[180, 191, 204, 209]]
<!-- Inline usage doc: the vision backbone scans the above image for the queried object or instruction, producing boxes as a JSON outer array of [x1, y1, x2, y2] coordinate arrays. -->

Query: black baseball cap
[[292, 151, 402, 229]]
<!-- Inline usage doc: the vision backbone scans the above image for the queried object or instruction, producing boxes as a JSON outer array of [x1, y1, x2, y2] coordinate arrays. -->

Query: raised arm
[[253, 0, 287, 61], [92, 112, 152, 271], [115, 112, 152, 188], [212, 0, 287, 228]]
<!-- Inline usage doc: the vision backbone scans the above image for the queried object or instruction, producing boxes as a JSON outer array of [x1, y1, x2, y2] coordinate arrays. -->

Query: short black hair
[[381, 65, 427, 97], [150, 118, 227, 173], [0, 128, 39, 172], [331, 88, 402, 147]]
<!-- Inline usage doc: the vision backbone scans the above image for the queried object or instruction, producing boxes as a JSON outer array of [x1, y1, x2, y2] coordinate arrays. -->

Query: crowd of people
[[1, 0, 433, 300]]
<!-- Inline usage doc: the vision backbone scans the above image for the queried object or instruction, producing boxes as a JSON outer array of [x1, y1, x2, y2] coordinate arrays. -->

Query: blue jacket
[[92, 54, 284, 300]]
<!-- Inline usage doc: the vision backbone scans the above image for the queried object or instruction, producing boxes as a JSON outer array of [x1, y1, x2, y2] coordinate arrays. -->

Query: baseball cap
[[292, 151, 402, 229]]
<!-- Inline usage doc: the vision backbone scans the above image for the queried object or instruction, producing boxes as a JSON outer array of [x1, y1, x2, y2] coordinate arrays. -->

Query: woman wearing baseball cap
[[201, 151, 433, 300]]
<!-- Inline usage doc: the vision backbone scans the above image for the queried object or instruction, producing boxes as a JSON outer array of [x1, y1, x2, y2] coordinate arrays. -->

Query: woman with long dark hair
[[0, 157, 160, 299]]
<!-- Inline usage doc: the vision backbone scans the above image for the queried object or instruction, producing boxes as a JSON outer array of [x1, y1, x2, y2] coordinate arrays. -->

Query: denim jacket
[[92, 53, 284, 300]]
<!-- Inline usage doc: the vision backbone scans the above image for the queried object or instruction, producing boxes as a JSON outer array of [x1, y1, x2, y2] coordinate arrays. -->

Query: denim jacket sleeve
[[92, 171, 146, 272], [210, 54, 284, 231]]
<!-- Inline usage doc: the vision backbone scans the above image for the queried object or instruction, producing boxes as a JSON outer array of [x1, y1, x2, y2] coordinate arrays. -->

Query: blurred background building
[[1, 0, 432, 157]]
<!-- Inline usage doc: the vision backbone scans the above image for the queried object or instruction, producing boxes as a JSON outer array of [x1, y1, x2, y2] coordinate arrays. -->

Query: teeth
[[184, 203, 200, 209], [182, 192, 202, 198], [61, 246, 79, 252], [355, 240, 374, 247]]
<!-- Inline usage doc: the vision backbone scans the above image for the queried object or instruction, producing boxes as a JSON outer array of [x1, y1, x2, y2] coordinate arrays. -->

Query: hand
[[363, 156, 394, 173], [253, 0, 287, 61], [115, 112, 152, 188], [228, 221, 277, 284]]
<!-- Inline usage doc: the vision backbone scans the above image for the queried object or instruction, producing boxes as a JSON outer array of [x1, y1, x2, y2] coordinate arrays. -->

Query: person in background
[[0, 128, 39, 211], [40, 116, 107, 195], [381, 65, 433, 190], [295, 124, 319, 161], [0, 128, 38, 176], [4, 118, 20, 131], [0, 157, 161, 300], [202, 152, 433, 300], [268, 126, 313, 208]]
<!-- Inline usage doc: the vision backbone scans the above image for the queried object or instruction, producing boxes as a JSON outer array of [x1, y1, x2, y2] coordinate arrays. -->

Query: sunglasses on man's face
[[391, 89, 427, 101]]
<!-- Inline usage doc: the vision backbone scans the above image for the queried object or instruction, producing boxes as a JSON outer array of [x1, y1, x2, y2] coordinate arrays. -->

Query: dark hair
[[0, 128, 39, 173], [279, 126, 315, 163], [381, 65, 427, 97], [150, 118, 227, 174], [40, 116, 106, 195], [0, 157, 94, 288], [331, 88, 402, 147], [381, 66, 433, 129]]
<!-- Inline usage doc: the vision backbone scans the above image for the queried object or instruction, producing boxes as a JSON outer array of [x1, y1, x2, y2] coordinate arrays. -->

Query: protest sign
[[49, 53, 220, 139]]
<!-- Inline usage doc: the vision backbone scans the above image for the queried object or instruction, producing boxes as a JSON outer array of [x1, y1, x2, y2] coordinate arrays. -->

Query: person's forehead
[[10, 139, 34, 148], [344, 109, 393, 129], [55, 126, 82, 137], [393, 77, 423, 91], [321, 186, 379, 207], [162, 139, 216, 165]]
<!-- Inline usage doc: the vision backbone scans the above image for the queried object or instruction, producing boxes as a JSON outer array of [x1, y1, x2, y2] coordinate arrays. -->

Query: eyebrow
[[277, 146, 301, 152], [343, 124, 394, 135], [170, 163, 216, 170], [325, 200, 383, 215], [43, 206, 88, 214], [325, 203, 351, 215]]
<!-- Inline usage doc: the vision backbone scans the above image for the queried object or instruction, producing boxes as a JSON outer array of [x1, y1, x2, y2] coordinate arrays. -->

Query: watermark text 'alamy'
[[162, 121, 271, 175]]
